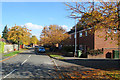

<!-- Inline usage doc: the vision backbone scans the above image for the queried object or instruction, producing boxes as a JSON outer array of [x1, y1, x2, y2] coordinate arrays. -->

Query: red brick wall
[[88, 54, 105, 59], [94, 28, 118, 50], [78, 30, 94, 50]]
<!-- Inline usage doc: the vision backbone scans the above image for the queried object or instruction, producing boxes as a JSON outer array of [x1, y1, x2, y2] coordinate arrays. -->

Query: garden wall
[[88, 54, 105, 59], [4, 44, 18, 53]]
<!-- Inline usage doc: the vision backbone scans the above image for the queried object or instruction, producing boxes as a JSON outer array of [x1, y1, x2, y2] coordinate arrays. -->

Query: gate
[[113, 50, 119, 59]]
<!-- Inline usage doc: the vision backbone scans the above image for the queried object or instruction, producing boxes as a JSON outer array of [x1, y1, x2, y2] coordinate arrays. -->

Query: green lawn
[[50, 55, 61, 57], [4, 51, 21, 57], [50, 55, 64, 59]]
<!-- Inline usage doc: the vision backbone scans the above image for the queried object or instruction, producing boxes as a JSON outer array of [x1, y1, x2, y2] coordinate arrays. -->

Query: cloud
[[61, 25, 72, 31], [24, 23, 43, 29]]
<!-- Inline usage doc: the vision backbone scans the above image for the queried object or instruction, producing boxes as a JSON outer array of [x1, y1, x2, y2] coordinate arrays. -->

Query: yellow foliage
[[40, 25, 69, 45], [7, 25, 31, 45]]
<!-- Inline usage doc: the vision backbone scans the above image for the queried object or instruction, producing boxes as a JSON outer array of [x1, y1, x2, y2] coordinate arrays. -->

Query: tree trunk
[[18, 40, 20, 51]]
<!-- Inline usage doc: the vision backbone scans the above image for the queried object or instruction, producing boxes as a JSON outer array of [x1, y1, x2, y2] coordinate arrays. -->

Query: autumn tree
[[7, 25, 31, 50], [2, 25, 8, 40], [65, 1, 120, 43], [40, 25, 69, 47], [30, 36, 39, 45]]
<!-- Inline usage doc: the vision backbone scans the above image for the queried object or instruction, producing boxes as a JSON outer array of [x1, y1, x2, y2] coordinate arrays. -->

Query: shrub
[[61, 46, 74, 52], [87, 49, 103, 56]]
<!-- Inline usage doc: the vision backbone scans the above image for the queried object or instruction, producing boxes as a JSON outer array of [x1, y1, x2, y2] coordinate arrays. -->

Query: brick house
[[65, 27, 120, 59]]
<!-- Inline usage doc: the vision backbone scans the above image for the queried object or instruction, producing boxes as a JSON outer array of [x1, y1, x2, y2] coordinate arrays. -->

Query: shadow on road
[[53, 57, 120, 71], [19, 52, 36, 55], [2, 62, 60, 79]]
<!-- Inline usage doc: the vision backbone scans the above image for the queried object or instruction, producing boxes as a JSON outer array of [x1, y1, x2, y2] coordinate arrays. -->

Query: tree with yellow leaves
[[7, 25, 31, 50], [65, 1, 120, 43], [30, 36, 39, 45], [40, 25, 70, 47]]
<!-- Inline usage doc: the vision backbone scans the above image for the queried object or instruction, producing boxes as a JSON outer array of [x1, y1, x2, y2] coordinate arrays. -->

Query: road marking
[[21, 59, 28, 65], [0, 54, 18, 62], [0, 51, 23, 62], [28, 55, 31, 58], [51, 58, 60, 70], [3, 69, 17, 78]]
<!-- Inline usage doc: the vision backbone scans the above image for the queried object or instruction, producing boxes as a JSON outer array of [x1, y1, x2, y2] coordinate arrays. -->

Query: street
[[1, 49, 120, 79], [2, 49, 60, 79]]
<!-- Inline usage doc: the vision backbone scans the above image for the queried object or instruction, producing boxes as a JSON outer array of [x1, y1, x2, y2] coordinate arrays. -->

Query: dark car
[[34, 46, 39, 52]]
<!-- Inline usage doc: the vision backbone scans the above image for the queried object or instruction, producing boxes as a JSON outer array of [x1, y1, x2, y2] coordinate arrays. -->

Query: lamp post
[[74, 18, 77, 57], [70, 15, 80, 57]]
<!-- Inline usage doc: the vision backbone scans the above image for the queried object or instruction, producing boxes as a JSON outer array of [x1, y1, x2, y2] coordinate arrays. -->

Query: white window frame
[[79, 32, 82, 37], [69, 35, 71, 39], [114, 29, 117, 33], [108, 28, 111, 33], [85, 31, 87, 36]]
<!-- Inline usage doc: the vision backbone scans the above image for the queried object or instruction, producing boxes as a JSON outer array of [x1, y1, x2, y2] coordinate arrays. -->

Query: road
[[2, 49, 60, 79], [1, 49, 120, 79]]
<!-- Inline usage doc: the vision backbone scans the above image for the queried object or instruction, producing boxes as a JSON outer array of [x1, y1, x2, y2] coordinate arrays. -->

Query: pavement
[[1, 49, 120, 79]]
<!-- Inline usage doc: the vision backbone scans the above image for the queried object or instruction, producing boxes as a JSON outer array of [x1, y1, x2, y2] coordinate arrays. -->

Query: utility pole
[[74, 18, 77, 57]]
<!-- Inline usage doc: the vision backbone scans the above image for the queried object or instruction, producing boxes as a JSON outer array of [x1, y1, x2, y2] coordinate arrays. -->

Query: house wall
[[78, 30, 94, 50], [68, 29, 94, 50], [68, 28, 119, 58], [94, 28, 118, 49], [94, 28, 119, 58]]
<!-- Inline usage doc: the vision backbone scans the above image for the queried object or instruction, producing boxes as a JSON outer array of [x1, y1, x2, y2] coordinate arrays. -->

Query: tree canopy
[[65, 2, 120, 43], [7, 25, 31, 45], [2, 25, 8, 40], [30, 35, 39, 45], [40, 25, 69, 46]]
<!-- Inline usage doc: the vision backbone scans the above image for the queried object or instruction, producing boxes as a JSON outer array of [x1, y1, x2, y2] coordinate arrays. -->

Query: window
[[85, 31, 87, 36], [114, 29, 117, 33], [79, 45, 83, 50], [79, 32, 82, 37], [69, 35, 71, 39], [108, 28, 111, 33]]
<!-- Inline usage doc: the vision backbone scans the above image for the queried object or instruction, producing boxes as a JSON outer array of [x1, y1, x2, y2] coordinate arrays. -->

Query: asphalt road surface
[[1, 49, 120, 80], [2, 50, 59, 79]]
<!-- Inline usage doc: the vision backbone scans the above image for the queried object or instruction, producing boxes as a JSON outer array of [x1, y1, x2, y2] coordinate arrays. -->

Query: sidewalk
[[49, 55, 120, 79]]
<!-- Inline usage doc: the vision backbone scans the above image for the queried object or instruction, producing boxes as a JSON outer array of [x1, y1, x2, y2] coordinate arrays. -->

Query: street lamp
[[70, 14, 80, 57]]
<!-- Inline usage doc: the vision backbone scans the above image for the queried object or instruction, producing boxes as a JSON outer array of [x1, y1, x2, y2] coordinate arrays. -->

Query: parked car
[[34, 46, 39, 52], [38, 47, 45, 53]]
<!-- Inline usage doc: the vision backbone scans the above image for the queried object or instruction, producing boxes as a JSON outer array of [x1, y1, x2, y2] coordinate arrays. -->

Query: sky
[[0, 2, 76, 40]]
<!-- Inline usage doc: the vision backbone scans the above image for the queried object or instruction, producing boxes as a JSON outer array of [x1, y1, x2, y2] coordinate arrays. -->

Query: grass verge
[[4, 51, 21, 57], [50, 54, 64, 59]]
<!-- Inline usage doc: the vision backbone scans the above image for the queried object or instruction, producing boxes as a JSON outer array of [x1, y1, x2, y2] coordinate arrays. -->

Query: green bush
[[0, 41, 6, 53], [87, 49, 103, 56], [61, 46, 74, 52]]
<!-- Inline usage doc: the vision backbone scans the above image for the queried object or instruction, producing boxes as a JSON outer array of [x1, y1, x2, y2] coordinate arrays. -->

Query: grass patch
[[4, 51, 21, 57], [50, 55, 65, 59], [50, 55, 61, 57]]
